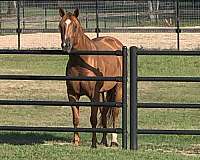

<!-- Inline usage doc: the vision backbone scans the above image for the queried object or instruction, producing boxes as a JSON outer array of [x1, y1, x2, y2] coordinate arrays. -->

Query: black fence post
[[121, 1, 124, 27], [17, 0, 21, 50], [130, 46, 138, 150], [95, 0, 100, 37], [176, 0, 180, 51], [122, 46, 128, 149], [85, 11, 88, 29], [0, 2, 2, 30], [44, 5, 47, 30], [22, 1, 25, 29], [103, 1, 106, 29]]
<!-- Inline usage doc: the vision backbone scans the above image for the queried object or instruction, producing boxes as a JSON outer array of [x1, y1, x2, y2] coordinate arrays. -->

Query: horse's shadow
[[0, 132, 72, 145]]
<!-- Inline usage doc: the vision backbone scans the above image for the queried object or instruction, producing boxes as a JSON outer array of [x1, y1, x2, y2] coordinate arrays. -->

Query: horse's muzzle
[[61, 39, 72, 53]]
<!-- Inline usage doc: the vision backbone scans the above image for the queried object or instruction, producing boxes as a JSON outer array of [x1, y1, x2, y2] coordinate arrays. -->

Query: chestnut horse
[[59, 8, 123, 148]]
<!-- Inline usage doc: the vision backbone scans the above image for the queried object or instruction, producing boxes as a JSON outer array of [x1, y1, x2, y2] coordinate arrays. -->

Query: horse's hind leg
[[68, 93, 80, 146], [99, 92, 109, 147], [110, 84, 121, 147]]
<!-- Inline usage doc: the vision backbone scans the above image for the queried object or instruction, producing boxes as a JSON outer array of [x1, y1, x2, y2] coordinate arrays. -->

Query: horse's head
[[59, 8, 80, 53]]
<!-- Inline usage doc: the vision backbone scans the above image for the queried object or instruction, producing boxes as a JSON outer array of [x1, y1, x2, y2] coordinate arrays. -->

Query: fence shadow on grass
[[0, 132, 72, 145]]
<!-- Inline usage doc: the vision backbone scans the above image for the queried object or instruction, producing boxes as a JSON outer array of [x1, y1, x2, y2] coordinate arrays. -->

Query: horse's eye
[[59, 24, 63, 32], [73, 25, 77, 32]]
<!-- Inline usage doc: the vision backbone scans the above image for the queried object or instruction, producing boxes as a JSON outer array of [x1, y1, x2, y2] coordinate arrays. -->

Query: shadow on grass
[[0, 132, 72, 145]]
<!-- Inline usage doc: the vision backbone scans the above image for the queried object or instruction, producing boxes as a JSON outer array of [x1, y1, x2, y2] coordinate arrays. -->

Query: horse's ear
[[59, 8, 65, 17], [73, 8, 79, 18]]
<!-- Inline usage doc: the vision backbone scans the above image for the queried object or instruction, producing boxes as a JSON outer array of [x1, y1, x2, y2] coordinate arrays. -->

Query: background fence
[[0, 0, 200, 50]]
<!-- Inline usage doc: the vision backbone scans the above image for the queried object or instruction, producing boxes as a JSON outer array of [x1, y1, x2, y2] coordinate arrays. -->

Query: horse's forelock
[[66, 12, 73, 17], [62, 12, 79, 24]]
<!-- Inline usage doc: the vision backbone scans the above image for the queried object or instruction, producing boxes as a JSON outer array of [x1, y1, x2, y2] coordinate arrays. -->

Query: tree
[[148, 0, 159, 22], [7, 1, 17, 15]]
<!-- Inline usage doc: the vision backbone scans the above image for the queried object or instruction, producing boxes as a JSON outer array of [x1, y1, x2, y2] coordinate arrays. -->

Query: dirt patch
[[181, 144, 200, 156], [1, 32, 200, 50], [145, 144, 200, 157], [0, 80, 66, 100]]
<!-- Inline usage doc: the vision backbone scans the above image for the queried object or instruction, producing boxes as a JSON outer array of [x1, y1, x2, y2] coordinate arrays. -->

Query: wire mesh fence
[[0, 0, 200, 50]]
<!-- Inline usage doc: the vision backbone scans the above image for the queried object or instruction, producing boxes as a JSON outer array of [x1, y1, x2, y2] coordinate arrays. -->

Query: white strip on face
[[65, 19, 71, 29], [64, 19, 72, 40]]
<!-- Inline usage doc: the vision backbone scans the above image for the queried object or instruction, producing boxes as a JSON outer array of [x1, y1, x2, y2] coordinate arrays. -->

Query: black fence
[[1, 0, 200, 50], [0, 47, 128, 149], [129, 46, 200, 150], [1, 45, 200, 150]]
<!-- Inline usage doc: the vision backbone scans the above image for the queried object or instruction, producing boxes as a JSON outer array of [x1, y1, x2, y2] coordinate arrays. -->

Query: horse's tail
[[98, 92, 105, 128], [98, 92, 114, 128], [98, 108, 114, 128], [106, 107, 114, 128]]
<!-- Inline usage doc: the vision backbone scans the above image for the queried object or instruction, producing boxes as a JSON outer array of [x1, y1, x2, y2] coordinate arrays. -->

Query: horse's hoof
[[91, 144, 97, 148], [72, 139, 80, 146], [110, 142, 119, 147], [100, 142, 109, 147], [99, 140, 108, 147], [74, 141, 80, 146]]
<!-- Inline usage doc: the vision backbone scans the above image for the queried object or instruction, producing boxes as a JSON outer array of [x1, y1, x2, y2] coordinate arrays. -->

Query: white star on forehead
[[65, 19, 71, 26]]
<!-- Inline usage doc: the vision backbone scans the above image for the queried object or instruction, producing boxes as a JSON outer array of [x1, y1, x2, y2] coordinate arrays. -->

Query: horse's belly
[[79, 80, 116, 95], [100, 82, 116, 92]]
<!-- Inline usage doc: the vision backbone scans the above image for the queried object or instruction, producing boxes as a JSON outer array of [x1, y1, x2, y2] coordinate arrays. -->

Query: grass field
[[0, 54, 200, 159]]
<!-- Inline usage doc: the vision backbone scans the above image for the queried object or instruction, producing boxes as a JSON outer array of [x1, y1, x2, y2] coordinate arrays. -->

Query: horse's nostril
[[65, 39, 71, 46], [61, 43, 66, 48], [66, 42, 71, 47]]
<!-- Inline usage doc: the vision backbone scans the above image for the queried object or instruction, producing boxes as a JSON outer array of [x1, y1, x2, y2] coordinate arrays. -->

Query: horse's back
[[90, 36, 123, 92], [92, 36, 123, 51]]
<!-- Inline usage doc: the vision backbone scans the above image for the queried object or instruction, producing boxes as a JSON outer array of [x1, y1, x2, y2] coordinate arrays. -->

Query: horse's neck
[[73, 32, 96, 51]]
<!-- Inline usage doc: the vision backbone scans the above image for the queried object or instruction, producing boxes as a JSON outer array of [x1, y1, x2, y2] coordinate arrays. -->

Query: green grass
[[0, 133, 199, 160], [0, 54, 200, 159], [138, 56, 200, 77], [0, 55, 68, 75]]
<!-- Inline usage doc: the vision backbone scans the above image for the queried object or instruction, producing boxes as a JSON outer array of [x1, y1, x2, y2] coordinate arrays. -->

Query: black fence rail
[[0, 47, 128, 149], [0, 126, 122, 133], [130, 46, 200, 150]]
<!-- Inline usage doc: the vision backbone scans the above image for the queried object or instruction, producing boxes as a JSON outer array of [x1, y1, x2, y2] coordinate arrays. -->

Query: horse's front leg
[[68, 93, 80, 146], [99, 107, 109, 147], [90, 92, 100, 148]]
